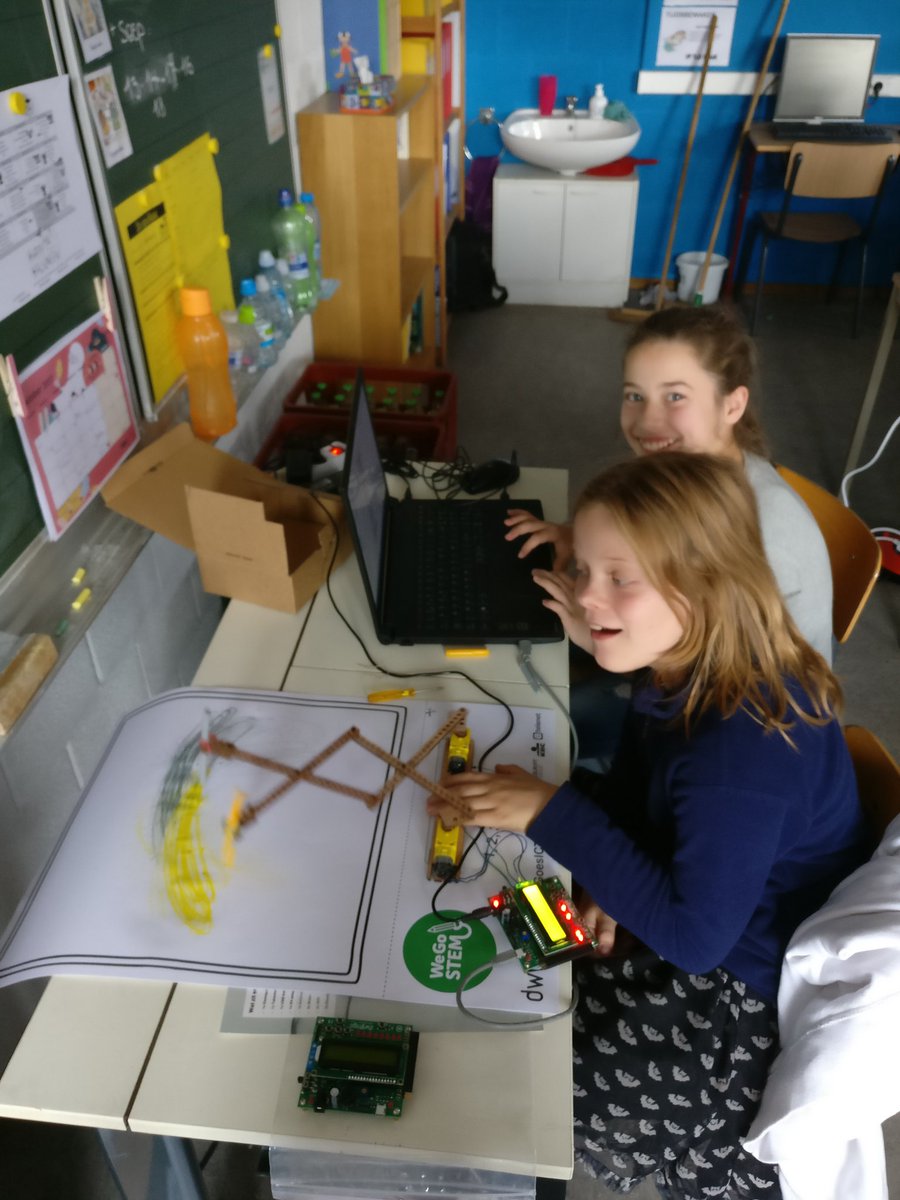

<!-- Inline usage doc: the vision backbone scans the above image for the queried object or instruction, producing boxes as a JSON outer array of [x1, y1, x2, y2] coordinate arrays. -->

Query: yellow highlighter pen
[[367, 687, 416, 703]]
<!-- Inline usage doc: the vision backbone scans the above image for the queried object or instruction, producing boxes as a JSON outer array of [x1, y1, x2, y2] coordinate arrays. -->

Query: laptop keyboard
[[413, 503, 493, 634], [772, 121, 894, 142]]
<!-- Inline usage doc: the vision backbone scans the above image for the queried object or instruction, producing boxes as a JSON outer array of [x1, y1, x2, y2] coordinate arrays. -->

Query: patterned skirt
[[572, 946, 782, 1199]]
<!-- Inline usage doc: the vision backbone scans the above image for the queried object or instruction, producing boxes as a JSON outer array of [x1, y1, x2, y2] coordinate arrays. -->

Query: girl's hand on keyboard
[[505, 510, 573, 570], [427, 764, 556, 835], [532, 568, 593, 654]]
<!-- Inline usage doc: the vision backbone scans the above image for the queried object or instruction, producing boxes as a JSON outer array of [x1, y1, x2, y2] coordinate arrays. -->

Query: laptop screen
[[343, 371, 388, 610], [773, 34, 879, 123]]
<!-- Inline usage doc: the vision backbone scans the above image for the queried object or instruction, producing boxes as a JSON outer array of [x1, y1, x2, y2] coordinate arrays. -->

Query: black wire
[[429, 828, 488, 919], [308, 489, 517, 771]]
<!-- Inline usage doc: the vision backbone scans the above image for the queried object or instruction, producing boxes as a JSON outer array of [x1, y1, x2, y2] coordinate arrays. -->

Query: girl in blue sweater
[[427, 451, 864, 1200]]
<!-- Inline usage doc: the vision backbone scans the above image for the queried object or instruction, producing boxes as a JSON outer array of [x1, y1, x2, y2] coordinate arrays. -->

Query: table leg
[[844, 278, 900, 478], [723, 145, 759, 298], [97, 1129, 210, 1200]]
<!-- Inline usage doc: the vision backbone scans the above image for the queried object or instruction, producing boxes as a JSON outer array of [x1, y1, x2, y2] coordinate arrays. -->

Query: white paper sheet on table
[[0, 688, 567, 1015]]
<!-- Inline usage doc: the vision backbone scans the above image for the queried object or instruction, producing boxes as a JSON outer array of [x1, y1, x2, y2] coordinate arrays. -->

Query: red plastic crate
[[255, 410, 453, 477], [282, 361, 457, 453]]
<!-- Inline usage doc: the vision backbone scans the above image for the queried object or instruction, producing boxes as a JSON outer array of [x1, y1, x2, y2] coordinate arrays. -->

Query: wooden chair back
[[844, 725, 900, 842], [786, 141, 897, 201], [777, 465, 881, 642]]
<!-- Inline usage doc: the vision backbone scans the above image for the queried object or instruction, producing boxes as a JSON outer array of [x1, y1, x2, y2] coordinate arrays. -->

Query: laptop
[[772, 34, 891, 142], [341, 371, 564, 646]]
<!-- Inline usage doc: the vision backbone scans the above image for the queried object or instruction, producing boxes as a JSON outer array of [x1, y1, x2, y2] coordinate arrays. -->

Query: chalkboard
[[93, 0, 294, 282], [0, 0, 295, 577]]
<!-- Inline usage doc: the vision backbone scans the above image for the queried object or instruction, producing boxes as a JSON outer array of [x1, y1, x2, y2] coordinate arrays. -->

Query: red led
[[559, 901, 568, 914], [328, 445, 343, 456], [489, 895, 502, 909], [564, 911, 573, 921], [574, 928, 585, 942]]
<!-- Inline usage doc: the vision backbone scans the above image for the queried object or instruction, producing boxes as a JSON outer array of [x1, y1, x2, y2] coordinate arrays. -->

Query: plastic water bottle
[[258, 249, 296, 332], [276, 258, 298, 323], [220, 309, 258, 386], [176, 287, 237, 441], [254, 273, 288, 348], [238, 277, 277, 369], [298, 191, 322, 300], [272, 187, 315, 314]]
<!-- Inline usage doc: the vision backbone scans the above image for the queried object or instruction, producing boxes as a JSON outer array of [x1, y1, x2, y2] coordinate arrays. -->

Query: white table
[[0, 467, 573, 1198]]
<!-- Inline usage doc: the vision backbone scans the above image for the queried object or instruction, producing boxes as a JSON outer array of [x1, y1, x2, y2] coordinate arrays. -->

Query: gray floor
[[1, 292, 898, 1197]]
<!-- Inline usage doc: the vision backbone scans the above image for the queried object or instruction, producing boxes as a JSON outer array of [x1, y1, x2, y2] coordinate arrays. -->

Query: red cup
[[538, 75, 557, 116]]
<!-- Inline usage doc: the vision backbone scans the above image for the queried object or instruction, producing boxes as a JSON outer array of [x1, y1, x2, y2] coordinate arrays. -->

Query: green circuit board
[[298, 1017, 418, 1118]]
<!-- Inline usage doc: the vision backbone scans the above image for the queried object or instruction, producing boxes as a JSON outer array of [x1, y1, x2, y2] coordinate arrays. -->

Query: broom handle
[[694, 0, 791, 301], [655, 14, 717, 310]]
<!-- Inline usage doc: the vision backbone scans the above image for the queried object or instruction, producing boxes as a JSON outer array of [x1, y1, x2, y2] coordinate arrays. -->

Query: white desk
[[0, 467, 573, 1195]]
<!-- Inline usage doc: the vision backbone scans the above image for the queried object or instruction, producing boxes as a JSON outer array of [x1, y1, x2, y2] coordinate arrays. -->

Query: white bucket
[[675, 252, 728, 304]]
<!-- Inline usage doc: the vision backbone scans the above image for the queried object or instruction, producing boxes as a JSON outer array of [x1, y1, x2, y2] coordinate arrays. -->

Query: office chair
[[845, 725, 900, 844], [776, 464, 881, 643], [735, 141, 898, 336]]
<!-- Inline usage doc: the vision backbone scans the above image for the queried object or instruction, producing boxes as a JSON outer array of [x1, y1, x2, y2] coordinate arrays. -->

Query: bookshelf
[[400, 0, 466, 362], [297, 76, 437, 366]]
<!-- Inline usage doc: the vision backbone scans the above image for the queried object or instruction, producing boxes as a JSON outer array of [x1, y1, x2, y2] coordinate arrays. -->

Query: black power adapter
[[460, 451, 519, 494]]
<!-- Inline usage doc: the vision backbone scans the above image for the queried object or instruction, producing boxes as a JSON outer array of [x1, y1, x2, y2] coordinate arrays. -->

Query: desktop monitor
[[773, 34, 879, 123]]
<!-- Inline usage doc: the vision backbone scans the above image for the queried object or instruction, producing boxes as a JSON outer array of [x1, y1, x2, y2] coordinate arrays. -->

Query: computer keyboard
[[772, 121, 895, 143]]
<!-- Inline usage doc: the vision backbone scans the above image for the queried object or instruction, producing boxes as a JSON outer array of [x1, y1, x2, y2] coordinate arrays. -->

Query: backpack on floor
[[446, 219, 508, 313]]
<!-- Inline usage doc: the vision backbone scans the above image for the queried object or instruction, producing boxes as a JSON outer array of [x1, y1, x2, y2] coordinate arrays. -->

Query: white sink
[[500, 108, 641, 175]]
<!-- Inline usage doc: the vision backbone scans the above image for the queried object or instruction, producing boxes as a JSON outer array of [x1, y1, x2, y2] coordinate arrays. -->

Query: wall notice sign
[[7, 312, 138, 540], [657, 4, 736, 68], [258, 46, 286, 145], [0, 77, 102, 323], [83, 65, 133, 168], [66, 0, 112, 63]]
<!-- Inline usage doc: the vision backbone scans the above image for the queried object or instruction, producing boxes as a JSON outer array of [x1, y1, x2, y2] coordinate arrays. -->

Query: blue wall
[[466, 0, 900, 285]]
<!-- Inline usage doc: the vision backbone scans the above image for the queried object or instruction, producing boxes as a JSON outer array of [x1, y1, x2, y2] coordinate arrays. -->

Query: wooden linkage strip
[[208, 708, 472, 831]]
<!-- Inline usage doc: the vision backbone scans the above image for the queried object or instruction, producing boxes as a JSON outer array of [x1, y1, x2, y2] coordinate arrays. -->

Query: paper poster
[[66, 0, 112, 63], [258, 46, 286, 145], [153, 134, 235, 315], [657, 6, 736, 67], [114, 184, 182, 403], [0, 77, 102, 323], [0, 688, 567, 1018], [7, 311, 138, 540], [84, 65, 133, 167]]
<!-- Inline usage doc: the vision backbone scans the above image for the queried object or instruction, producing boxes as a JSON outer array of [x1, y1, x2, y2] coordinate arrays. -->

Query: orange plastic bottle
[[176, 287, 237, 441]]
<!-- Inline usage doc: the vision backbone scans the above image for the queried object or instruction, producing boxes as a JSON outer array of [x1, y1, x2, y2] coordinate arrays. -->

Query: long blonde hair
[[575, 452, 840, 738], [625, 304, 768, 458]]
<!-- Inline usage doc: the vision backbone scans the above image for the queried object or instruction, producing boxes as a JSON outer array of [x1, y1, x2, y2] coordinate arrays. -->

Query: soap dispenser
[[588, 84, 608, 118]]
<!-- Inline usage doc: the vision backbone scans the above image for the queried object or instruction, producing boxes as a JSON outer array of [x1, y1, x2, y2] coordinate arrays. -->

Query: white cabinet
[[492, 164, 639, 306]]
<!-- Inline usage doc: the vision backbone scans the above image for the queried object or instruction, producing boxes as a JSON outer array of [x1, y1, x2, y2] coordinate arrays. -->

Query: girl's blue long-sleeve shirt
[[528, 682, 866, 1002]]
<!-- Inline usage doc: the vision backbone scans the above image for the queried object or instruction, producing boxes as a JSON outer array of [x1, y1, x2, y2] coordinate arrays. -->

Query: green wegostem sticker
[[402, 912, 497, 992]]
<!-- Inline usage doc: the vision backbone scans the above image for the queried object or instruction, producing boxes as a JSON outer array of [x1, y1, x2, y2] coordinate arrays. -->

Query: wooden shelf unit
[[297, 76, 437, 366], [401, 0, 466, 362]]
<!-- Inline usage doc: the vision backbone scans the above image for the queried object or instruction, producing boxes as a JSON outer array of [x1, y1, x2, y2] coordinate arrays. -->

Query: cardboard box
[[102, 424, 350, 614]]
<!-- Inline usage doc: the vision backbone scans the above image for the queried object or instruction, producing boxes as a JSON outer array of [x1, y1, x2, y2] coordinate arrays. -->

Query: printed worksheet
[[0, 689, 568, 1017], [0, 77, 101, 322], [8, 312, 138, 539]]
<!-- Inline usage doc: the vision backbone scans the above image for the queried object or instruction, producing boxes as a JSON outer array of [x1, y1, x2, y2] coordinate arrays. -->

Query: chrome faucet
[[564, 95, 578, 116]]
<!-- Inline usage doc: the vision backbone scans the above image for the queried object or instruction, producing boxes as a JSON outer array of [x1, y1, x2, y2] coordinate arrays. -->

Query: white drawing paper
[[0, 689, 567, 1016], [0, 77, 102, 323]]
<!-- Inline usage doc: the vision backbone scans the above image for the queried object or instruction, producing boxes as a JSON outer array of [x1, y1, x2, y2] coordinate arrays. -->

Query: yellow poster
[[114, 184, 182, 404], [154, 133, 235, 316]]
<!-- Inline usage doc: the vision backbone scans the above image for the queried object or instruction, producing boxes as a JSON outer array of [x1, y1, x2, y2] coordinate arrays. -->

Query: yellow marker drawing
[[163, 775, 216, 933], [221, 790, 247, 869]]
